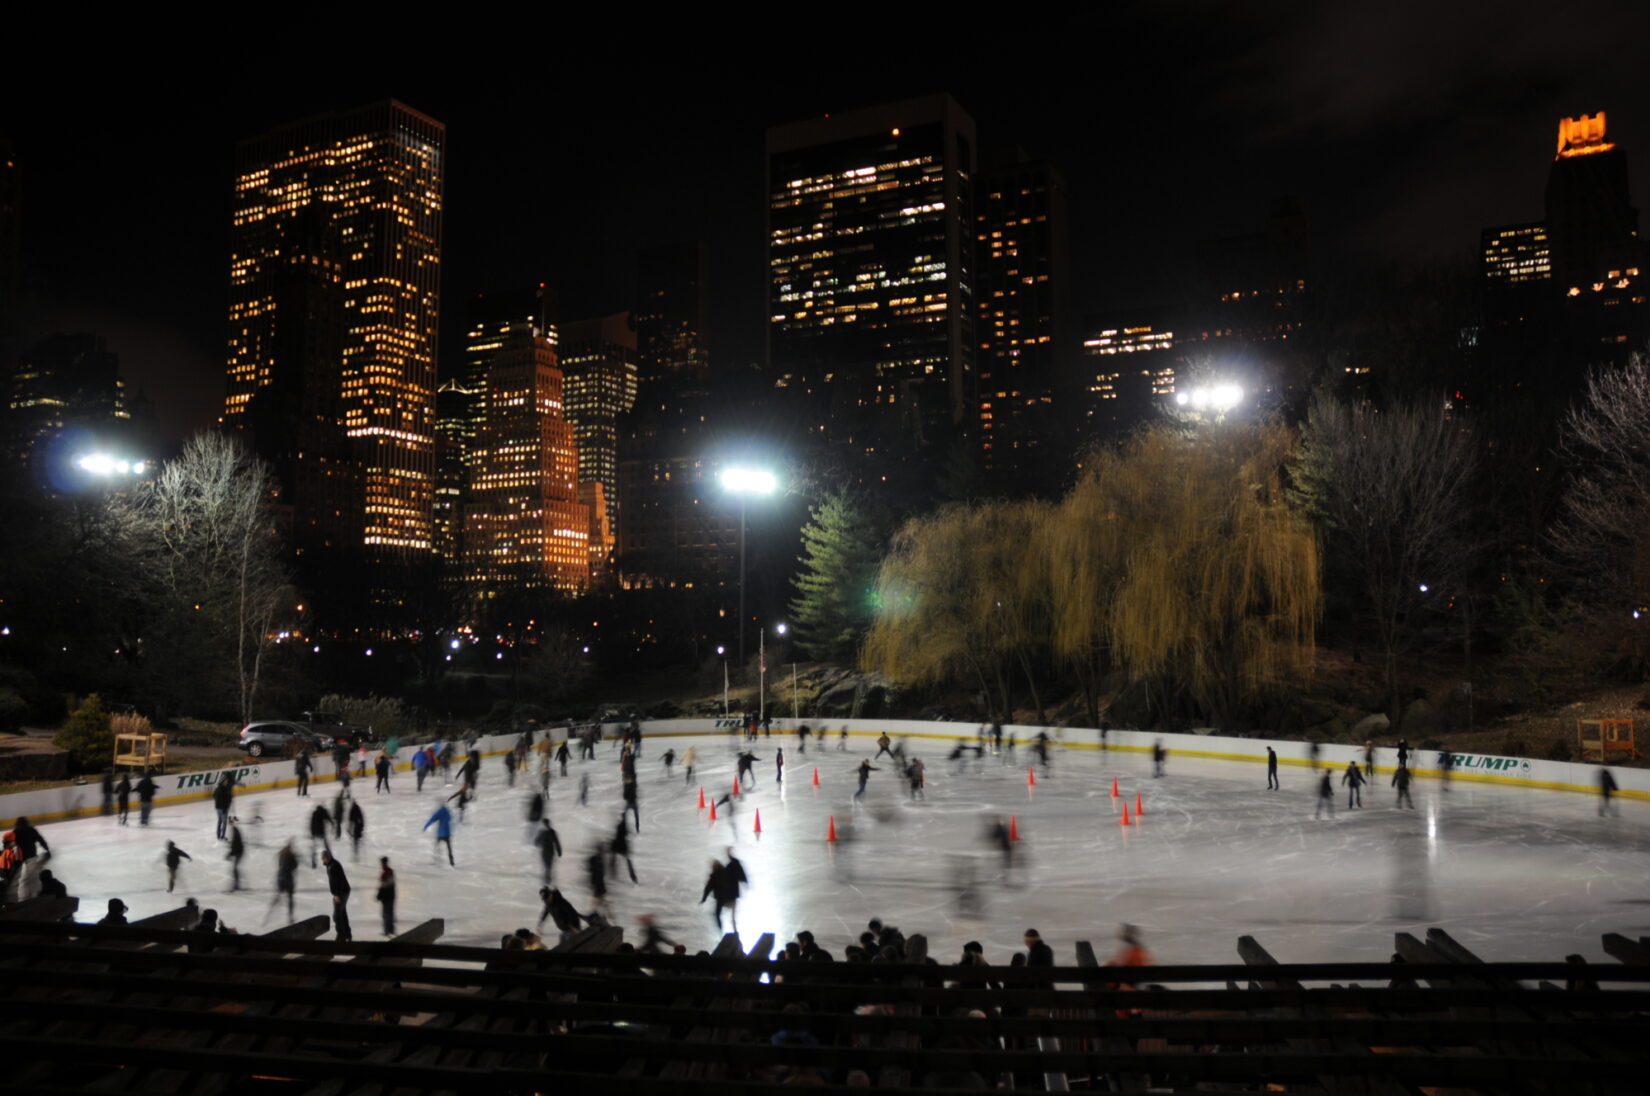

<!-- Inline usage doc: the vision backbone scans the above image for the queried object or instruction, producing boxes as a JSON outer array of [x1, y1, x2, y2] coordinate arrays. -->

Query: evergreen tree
[[55, 693, 113, 771], [788, 490, 885, 662]]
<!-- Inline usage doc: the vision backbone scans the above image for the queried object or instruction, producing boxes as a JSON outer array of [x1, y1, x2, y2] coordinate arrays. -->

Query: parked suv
[[237, 721, 328, 758]]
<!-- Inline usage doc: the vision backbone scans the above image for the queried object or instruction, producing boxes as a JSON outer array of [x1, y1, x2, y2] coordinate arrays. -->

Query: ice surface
[[26, 733, 1650, 967]]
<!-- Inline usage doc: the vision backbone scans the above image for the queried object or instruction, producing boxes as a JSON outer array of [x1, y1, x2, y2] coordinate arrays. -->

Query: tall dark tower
[[635, 243, 709, 384], [224, 100, 445, 563], [767, 95, 977, 474], [1545, 113, 1642, 293], [975, 155, 1072, 487]]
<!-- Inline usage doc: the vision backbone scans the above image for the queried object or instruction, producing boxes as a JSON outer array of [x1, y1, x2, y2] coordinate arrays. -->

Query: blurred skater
[[226, 821, 245, 891], [1392, 764, 1415, 809], [116, 772, 131, 825], [854, 759, 878, 800], [347, 800, 365, 858], [609, 816, 638, 883], [681, 746, 697, 785], [1314, 770, 1335, 819], [1342, 760, 1365, 809], [322, 850, 351, 942], [164, 840, 192, 893], [535, 819, 562, 884], [308, 803, 332, 868], [1599, 768, 1618, 817], [1266, 747, 1279, 790], [1152, 740, 1167, 778], [376, 857, 396, 935], [424, 802, 456, 866]]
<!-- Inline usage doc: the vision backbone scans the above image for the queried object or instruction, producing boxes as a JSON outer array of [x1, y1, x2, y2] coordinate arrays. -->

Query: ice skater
[[164, 840, 192, 893], [1364, 741, 1377, 779], [414, 744, 431, 792], [538, 885, 589, 935], [578, 772, 590, 806], [775, 747, 785, 785], [308, 803, 332, 868], [700, 850, 745, 933], [1342, 760, 1365, 809], [332, 786, 349, 838], [1392, 764, 1415, 809], [637, 914, 677, 955], [424, 802, 456, 866], [1599, 768, 1618, 817], [376, 857, 396, 935], [447, 784, 472, 822], [736, 750, 759, 789], [874, 733, 894, 760], [622, 775, 641, 831], [535, 819, 562, 884], [1152, 740, 1167, 778], [1266, 747, 1279, 790], [1314, 770, 1335, 819], [1437, 749, 1455, 790], [504, 748, 518, 787], [347, 800, 365, 858], [526, 789, 546, 842], [661, 748, 676, 778], [213, 774, 235, 840], [558, 739, 572, 774], [116, 772, 131, 825], [586, 845, 611, 920], [375, 751, 392, 793], [269, 841, 298, 921], [681, 746, 697, 785], [839, 726, 849, 751], [136, 771, 157, 825], [906, 757, 925, 800], [609, 816, 638, 883], [295, 749, 312, 797], [226, 821, 245, 891], [322, 850, 351, 942], [854, 759, 878, 800]]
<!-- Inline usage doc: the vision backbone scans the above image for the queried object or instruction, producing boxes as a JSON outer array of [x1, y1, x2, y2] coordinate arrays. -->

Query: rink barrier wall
[[4, 717, 1643, 829]]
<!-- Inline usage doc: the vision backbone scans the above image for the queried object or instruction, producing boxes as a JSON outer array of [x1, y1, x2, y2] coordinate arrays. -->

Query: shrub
[[316, 694, 406, 739], [0, 688, 27, 733], [55, 694, 114, 771]]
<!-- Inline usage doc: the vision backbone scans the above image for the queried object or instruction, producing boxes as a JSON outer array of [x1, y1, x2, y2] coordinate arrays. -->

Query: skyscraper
[[461, 327, 589, 602], [224, 100, 444, 559], [976, 155, 1072, 482], [767, 95, 977, 471], [635, 243, 709, 384], [559, 312, 640, 547]]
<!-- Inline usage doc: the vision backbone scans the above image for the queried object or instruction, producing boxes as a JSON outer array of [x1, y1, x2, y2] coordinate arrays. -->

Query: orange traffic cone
[[709, 798, 718, 821], [697, 787, 705, 810], [1009, 815, 1020, 841], [753, 809, 762, 835], [733, 777, 741, 798], [827, 816, 837, 842], [1120, 803, 1132, 826], [1027, 767, 1036, 787], [1111, 776, 1119, 798], [812, 767, 820, 787], [1135, 792, 1144, 817]]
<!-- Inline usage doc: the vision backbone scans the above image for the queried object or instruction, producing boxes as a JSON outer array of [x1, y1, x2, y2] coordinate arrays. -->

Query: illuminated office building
[[976, 156, 1072, 479], [1191, 198, 1309, 346], [1080, 310, 1181, 431], [559, 311, 640, 539], [4, 332, 132, 479], [1481, 223, 1553, 291], [461, 327, 589, 600], [635, 243, 709, 384], [767, 95, 977, 469], [224, 100, 444, 558]]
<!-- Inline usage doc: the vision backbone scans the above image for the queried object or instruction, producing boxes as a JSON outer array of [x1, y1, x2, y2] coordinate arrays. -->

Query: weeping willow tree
[[865, 422, 1320, 730], [1098, 423, 1320, 730], [861, 500, 1054, 721]]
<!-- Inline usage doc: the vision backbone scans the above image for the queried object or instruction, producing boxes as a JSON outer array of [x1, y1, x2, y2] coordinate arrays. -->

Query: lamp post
[[720, 465, 779, 668], [717, 645, 729, 716], [760, 622, 786, 727]]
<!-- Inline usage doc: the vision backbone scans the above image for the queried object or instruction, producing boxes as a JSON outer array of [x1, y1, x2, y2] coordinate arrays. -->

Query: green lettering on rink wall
[[174, 766, 260, 791]]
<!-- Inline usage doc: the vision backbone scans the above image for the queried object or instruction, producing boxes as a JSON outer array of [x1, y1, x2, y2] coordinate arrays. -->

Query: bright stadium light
[[720, 466, 779, 497]]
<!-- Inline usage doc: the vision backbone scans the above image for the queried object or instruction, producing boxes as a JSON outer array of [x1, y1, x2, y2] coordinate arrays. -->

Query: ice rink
[[23, 731, 1650, 967]]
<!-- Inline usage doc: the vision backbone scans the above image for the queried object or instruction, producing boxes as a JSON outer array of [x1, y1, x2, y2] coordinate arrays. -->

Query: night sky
[[4, 3, 1646, 448]]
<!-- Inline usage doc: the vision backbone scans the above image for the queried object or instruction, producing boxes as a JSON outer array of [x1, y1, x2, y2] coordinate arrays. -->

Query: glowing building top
[[1556, 113, 1614, 159]]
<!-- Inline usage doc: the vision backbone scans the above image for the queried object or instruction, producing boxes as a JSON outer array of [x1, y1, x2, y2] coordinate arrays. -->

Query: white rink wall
[[4, 717, 1643, 829]]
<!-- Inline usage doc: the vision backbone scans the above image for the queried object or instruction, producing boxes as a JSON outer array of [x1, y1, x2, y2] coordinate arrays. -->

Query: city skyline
[[4, 10, 1646, 447]]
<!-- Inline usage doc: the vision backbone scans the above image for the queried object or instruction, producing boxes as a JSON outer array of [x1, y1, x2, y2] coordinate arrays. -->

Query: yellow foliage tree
[[864, 423, 1320, 730]]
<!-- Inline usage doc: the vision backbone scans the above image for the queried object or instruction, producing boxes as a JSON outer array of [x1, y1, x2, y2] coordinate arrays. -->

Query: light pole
[[720, 465, 779, 668], [717, 645, 729, 716], [760, 622, 786, 726]]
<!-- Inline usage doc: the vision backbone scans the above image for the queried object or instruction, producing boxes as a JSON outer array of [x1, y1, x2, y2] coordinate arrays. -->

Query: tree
[[1096, 424, 1320, 730], [1550, 351, 1650, 672], [116, 433, 293, 723], [1292, 395, 1478, 723], [55, 693, 112, 771], [788, 489, 887, 662]]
